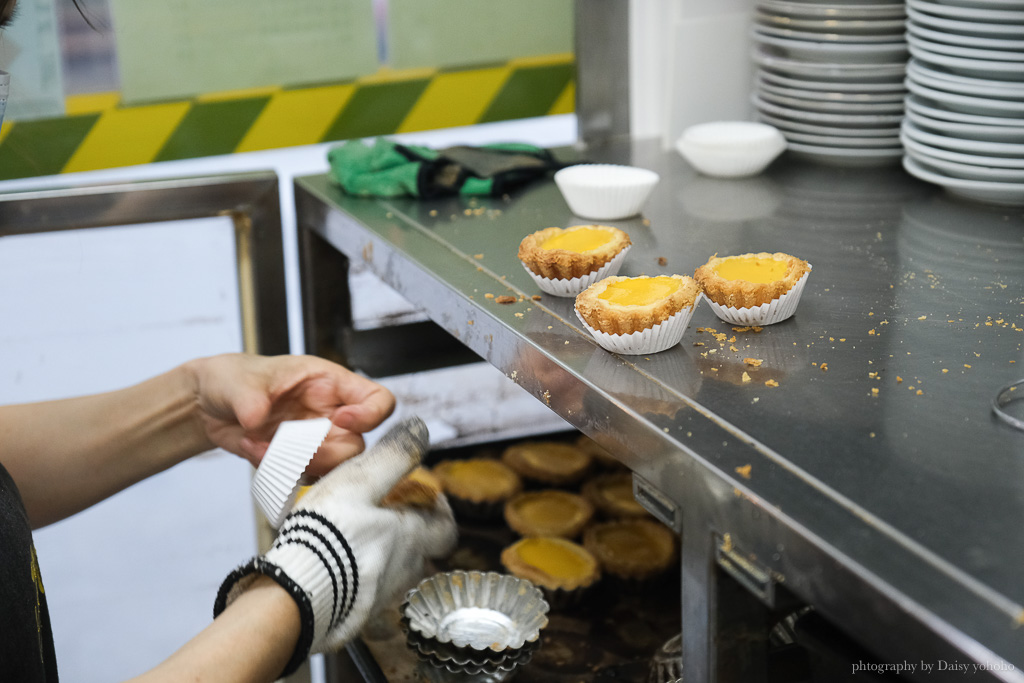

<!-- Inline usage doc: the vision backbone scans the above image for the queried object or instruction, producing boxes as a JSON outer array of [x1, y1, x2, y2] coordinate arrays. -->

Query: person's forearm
[[0, 364, 213, 528], [126, 575, 301, 683]]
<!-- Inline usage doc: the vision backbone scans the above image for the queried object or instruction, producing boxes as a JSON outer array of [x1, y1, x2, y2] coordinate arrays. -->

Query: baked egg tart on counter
[[583, 519, 677, 585], [500, 536, 601, 606], [504, 490, 595, 539], [433, 458, 522, 520], [693, 252, 811, 325], [574, 274, 701, 355], [501, 441, 593, 487], [518, 224, 631, 297]]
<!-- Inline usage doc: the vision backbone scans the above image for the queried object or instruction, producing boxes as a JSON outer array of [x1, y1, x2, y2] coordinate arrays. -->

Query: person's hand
[[214, 417, 458, 677], [185, 353, 395, 476]]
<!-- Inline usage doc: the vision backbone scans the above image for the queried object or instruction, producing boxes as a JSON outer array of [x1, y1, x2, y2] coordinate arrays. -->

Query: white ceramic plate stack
[[902, 0, 1024, 205], [751, 0, 909, 166]]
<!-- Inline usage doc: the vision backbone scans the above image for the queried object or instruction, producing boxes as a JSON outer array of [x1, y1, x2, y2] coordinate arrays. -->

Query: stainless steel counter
[[294, 138, 1024, 683]]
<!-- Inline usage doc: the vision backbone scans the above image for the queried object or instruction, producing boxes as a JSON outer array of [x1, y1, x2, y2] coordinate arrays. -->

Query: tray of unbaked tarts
[[400, 570, 550, 677]]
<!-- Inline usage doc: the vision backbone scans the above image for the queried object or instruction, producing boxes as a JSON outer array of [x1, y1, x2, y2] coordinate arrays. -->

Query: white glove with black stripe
[[214, 417, 457, 676]]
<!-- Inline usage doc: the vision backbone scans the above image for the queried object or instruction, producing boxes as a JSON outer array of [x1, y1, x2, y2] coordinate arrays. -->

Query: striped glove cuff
[[214, 509, 361, 678]]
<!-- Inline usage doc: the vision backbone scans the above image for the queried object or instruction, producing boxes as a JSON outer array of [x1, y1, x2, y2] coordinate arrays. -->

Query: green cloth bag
[[328, 138, 566, 199]]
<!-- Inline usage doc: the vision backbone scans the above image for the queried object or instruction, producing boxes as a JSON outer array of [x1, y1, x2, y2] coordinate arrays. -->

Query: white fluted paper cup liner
[[554, 164, 660, 220], [522, 246, 631, 297], [251, 417, 333, 528], [575, 301, 697, 355], [704, 267, 811, 326]]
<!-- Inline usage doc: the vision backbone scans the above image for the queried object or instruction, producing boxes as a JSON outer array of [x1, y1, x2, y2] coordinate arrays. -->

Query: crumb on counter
[[744, 358, 763, 367], [765, 379, 779, 387], [495, 295, 517, 304], [735, 465, 752, 480], [485, 293, 495, 299]]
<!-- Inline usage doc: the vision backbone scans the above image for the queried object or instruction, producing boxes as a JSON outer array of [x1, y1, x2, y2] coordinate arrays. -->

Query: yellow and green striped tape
[[0, 54, 574, 181]]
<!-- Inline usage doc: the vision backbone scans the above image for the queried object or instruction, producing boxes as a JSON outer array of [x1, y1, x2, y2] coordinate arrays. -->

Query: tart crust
[[694, 252, 810, 309], [382, 467, 443, 509], [575, 274, 700, 336], [518, 224, 631, 280], [433, 458, 522, 504], [500, 537, 601, 592], [504, 490, 595, 538], [501, 441, 593, 486], [581, 473, 650, 519], [583, 519, 677, 580]]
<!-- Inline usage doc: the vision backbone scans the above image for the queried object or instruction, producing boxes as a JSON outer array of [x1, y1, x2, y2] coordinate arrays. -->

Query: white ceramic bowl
[[676, 121, 787, 178], [553, 163, 660, 220]]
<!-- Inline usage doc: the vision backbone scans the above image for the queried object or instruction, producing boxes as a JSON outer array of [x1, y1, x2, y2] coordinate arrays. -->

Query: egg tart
[[581, 473, 650, 520], [500, 536, 601, 606], [501, 441, 593, 487], [382, 467, 444, 509], [583, 519, 677, 584], [694, 252, 810, 315], [575, 275, 700, 336], [574, 434, 623, 470], [433, 458, 522, 519], [504, 490, 595, 539], [519, 225, 630, 280]]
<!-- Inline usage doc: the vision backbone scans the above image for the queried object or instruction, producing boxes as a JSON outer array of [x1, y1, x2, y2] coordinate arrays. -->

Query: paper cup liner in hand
[[522, 246, 631, 298], [251, 417, 333, 528], [575, 301, 697, 355], [703, 267, 811, 326]]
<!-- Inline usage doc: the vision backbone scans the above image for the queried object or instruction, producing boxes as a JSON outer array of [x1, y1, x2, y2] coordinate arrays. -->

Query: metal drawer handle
[[993, 378, 1024, 432]]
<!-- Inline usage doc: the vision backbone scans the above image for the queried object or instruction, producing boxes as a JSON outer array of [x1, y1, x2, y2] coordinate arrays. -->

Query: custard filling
[[714, 257, 788, 284], [518, 498, 580, 522], [517, 539, 592, 579], [598, 277, 680, 306], [445, 461, 515, 496], [596, 529, 661, 561], [541, 228, 614, 253], [519, 446, 586, 473]]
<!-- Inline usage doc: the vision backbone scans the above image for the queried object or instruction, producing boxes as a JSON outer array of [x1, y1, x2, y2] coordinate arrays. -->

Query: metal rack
[[294, 138, 1024, 683]]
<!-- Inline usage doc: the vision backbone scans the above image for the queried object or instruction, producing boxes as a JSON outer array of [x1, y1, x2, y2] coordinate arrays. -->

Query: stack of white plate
[[902, 0, 1024, 206], [751, 0, 909, 166]]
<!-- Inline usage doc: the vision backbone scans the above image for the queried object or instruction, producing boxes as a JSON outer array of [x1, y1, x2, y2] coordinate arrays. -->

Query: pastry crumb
[[741, 371, 752, 383], [532, 295, 542, 301], [657, 256, 668, 266], [735, 465, 752, 480], [495, 295, 517, 304], [485, 293, 495, 299], [820, 363, 828, 372], [744, 358, 763, 367], [473, 253, 484, 259], [765, 379, 779, 387]]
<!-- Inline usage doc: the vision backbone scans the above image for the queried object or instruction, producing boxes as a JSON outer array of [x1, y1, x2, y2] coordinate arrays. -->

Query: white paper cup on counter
[[676, 121, 787, 178], [251, 417, 333, 528], [703, 268, 811, 326], [522, 245, 631, 297], [554, 164, 660, 220], [575, 301, 698, 355]]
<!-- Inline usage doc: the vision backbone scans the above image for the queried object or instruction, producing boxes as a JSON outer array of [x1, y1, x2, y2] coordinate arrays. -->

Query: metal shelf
[[295, 138, 1024, 683]]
